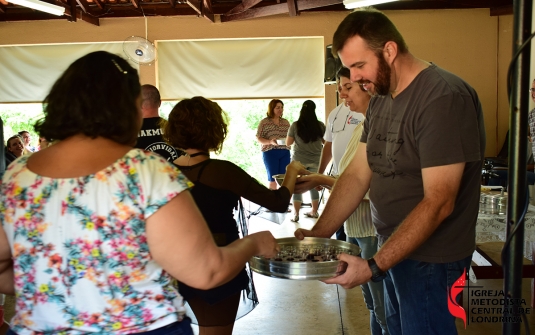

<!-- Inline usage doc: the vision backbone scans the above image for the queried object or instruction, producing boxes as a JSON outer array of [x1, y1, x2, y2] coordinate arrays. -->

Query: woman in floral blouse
[[0, 51, 279, 335]]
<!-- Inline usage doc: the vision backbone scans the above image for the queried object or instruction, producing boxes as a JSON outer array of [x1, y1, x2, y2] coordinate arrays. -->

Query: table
[[476, 204, 535, 260], [473, 205, 535, 306]]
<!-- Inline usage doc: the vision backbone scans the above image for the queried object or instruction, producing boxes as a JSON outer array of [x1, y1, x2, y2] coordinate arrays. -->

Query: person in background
[[17, 131, 35, 153], [286, 100, 325, 222], [135, 84, 182, 161], [294, 70, 387, 335], [318, 68, 365, 241], [5, 136, 23, 167], [0, 51, 279, 335], [256, 99, 291, 190], [37, 137, 50, 150], [295, 8, 484, 335], [162, 96, 304, 335]]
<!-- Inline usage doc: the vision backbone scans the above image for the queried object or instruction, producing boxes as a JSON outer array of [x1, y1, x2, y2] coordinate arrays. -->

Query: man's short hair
[[332, 8, 408, 58], [141, 84, 161, 109]]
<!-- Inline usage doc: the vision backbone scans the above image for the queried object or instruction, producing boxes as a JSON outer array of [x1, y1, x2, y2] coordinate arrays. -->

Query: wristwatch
[[367, 258, 387, 282]]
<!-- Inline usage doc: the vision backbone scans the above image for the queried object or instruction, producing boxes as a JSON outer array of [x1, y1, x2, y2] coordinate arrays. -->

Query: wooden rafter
[[222, 0, 342, 22], [287, 0, 296, 16], [130, 0, 140, 8], [92, 0, 103, 10], [75, 0, 90, 13], [0, 3, 6, 13], [77, 8, 99, 24], [68, 0, 77, 21], [297, 0, 342, 11], [221, 2, 285, 22], [202, 0, 212, 13], [186, 0, 214, 22], [169, 0, 176, 7], [62, 5, 99, 25], [225, 0, 262, 15]]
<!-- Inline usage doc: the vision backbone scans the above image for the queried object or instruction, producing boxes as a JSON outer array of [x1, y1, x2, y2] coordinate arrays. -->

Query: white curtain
[[0, 43, 138, 103], [157, 37, 325, 100]]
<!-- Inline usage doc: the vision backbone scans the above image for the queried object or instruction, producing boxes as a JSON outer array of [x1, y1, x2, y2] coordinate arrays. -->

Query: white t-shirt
[[323, 103, 365, 174]]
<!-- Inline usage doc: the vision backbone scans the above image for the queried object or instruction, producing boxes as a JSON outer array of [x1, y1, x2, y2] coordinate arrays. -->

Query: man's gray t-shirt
[[362, 63, 486, 263], [288, 121, 326, 165]]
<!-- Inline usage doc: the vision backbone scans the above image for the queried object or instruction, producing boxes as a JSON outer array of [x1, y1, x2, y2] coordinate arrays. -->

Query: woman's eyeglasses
[[530, 88, 535, 94]]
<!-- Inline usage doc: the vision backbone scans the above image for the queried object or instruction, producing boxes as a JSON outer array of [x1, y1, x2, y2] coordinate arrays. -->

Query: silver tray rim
[[250, 237, 361, 280]]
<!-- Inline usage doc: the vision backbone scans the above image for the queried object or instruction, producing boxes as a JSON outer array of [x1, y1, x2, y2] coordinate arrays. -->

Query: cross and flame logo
[[448, 268, 467, 328]]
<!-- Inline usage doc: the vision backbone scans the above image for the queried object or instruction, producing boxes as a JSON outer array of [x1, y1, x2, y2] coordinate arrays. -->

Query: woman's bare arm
[[146, 191, 279, 290], [0, 228, 14, 295]]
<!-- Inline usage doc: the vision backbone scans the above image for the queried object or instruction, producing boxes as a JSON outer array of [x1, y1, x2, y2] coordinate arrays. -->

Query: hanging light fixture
[[343, 0, 399, 10], [9, 0, 65, 16]]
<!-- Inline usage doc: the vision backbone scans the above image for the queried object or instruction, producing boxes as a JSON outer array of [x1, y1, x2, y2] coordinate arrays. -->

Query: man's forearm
[[311, 168, 369, 238]]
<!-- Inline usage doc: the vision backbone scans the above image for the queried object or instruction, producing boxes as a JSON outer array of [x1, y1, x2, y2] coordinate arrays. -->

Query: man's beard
[[373, 54, 391, 96]]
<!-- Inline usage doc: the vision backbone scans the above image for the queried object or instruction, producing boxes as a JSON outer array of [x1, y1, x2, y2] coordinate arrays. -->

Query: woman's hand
[[269, 138, 278, 146], [246, 231, 280, 258], [286, 160, 306, 175]]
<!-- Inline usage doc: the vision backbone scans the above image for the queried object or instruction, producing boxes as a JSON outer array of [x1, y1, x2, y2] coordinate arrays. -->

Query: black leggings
[[187, 292, 241, 327]]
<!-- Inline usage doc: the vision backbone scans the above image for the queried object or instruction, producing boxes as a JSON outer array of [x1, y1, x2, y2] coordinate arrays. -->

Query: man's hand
[[322, 254, 372, 289]]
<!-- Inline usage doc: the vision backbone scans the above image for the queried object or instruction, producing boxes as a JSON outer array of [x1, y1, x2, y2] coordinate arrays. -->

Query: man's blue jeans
[[348, 236, 389, 335], [383, 255, 472, 335]]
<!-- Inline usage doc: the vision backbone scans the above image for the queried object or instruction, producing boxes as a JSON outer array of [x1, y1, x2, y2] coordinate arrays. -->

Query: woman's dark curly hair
[[295, 100, 324, 143], [266, 99, 283, 118], [161, 96, 228, 154], [34, 51, 141, 145]]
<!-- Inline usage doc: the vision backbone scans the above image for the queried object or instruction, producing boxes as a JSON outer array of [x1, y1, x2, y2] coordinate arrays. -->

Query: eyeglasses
[[331, 104, 352, 133], [530, 88, 535, 93]]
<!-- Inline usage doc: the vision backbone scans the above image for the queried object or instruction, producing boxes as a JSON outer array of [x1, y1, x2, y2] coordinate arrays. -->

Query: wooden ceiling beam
[[186, 0, 214, 22], [222, 0, 342, 22], [130, 0, 140, 8], [68, 0, 77, 21], [77, 8, 99, 24], [202, 0, 212, 13], [0, 3, 6, 13], [297, 0, 342, 11], [287, 0, 296, 16], [225, 0, 262, 15], [76, 0, 90, 13], [168, 0, 176, 7], [221, 2, 286, 22], [90, 0, 103, 10], [490, 5, 512, 16]]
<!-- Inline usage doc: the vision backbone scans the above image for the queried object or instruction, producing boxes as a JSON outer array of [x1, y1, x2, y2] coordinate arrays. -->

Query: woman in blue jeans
[[256, 99, 291, 190]]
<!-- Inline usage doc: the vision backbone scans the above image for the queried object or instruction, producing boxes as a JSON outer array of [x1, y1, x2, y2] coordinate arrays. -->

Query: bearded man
[[295, 8, 485, 335]]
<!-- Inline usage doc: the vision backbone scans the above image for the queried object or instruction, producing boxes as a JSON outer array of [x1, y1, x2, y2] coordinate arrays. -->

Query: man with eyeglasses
[[318, 68, 365, 241]]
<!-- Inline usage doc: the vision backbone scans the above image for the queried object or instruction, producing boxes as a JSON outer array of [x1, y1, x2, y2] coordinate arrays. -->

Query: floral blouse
[[0, 149, 193, 335]]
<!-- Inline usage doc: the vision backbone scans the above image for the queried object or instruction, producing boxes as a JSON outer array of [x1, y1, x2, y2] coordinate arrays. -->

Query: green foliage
[[0, 103, 43, 147]]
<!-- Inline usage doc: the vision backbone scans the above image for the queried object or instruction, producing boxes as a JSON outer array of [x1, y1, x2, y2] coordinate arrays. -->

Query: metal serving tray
[[250, 237, 361, 280]]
